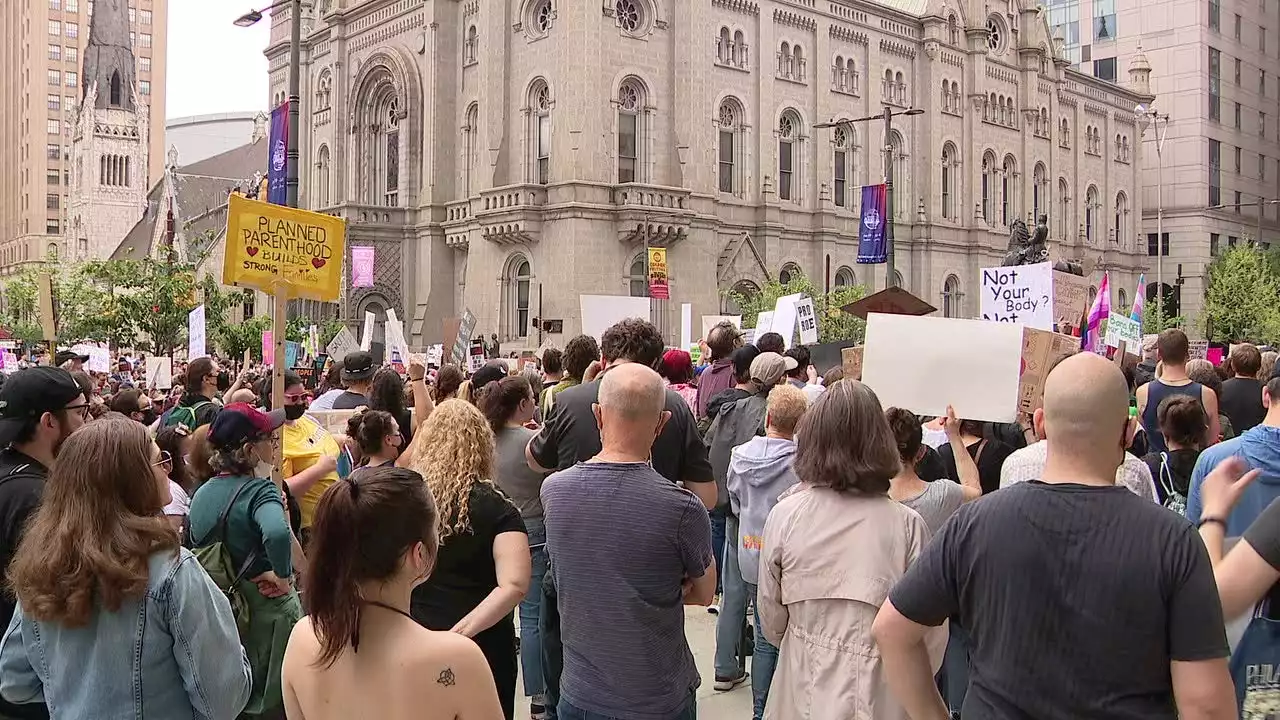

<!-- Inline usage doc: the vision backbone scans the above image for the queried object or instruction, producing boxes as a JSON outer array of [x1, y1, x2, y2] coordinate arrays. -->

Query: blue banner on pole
[[267, 100, 290, 205], [857, 184, 888, 264]]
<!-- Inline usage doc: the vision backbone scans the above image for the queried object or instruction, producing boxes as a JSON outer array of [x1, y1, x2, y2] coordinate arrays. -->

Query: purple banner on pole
[[267, 100, 290, 205], [857, 184, 888, 264], [351, 246, 375, 288]]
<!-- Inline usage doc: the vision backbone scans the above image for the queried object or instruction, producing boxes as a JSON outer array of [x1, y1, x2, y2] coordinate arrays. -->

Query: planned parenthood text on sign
[[979, 261, 1053, 330]]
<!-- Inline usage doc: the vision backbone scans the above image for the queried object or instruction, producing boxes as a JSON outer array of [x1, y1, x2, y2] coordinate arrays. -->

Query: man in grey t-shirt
[[542, 364, 715, 719]]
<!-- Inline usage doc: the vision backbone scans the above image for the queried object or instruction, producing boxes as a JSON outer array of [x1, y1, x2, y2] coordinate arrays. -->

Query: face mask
[[139, 408, 158, 426], [284, 404, 307, 421], [216, 371, 232, 392]]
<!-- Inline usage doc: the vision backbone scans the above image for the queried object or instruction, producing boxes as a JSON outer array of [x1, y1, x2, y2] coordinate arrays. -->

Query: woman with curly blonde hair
[[402, 399, 531, 720]]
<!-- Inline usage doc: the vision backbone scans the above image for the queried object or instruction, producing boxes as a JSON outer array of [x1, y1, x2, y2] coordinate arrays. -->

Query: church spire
[[83, 0, 136, 112]]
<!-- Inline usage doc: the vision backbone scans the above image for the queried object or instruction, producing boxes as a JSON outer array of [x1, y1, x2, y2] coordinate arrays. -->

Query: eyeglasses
[[152, 450, 172, 468], [284, 393, 310, 403], [64, 403, 91, 420]]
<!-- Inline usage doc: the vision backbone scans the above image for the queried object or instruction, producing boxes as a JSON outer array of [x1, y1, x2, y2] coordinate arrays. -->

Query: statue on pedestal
[[1002, 214, 1083, 275]]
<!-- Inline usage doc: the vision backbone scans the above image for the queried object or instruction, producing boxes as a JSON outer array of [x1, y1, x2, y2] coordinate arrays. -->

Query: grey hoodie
[[726, 435, 798, 585]]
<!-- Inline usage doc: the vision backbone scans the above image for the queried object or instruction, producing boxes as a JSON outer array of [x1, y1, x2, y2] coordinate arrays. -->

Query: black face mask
[[138, 408, 158, 426], [284, 404, 307, 421], [216, 371, 232, 392]]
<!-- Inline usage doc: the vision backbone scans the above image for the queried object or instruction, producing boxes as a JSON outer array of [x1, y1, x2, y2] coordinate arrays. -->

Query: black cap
[[730, 345, 761, 379], [208, 403, 286, 450], [0, 367, 85, 447], [471, 361, 508, 389], [54, 350, 88, 366], [342, 351, 377, 382]]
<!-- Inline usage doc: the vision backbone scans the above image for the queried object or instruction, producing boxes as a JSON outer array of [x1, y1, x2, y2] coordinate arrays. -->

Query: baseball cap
[[730, 345, 761, 379], [471, 361, 508, 389], [0, 367, 86, 447], [342, 351, 377, 382], [54, 349, 89, 366], [208, 402, 286, 450], [750, 352, 799, 387]]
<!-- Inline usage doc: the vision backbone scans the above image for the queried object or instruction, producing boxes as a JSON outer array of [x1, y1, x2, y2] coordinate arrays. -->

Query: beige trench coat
[[758, 484, 946, 720]]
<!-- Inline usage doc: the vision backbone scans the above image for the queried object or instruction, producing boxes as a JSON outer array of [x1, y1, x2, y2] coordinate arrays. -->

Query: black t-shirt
[[917, 445, 948, 482], [528, 375, 713, 486], [1242, 496, 1280, 614], [0, 448, 50, 720], [1220, 377, 1267, 434], [395, 409, 414, 448], [1142, 449, 1200, 503], [330, 391, 370, 410], [410, 484, 526, 651], [889, 481, 1229, 720], [937, 438, 1014, 494]]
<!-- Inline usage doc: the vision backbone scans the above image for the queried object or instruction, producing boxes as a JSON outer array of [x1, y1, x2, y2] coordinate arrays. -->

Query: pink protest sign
[[1207, 346, 1224, 366], [351, 246, 375, 288], [262, 331, 274, 366]]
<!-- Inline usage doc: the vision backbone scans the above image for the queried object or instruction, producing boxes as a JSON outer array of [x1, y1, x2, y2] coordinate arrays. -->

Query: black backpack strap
[[194, 480, 254, 549]]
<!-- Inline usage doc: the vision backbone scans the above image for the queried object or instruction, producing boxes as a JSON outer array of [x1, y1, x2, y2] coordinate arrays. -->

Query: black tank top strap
[[361, 599, 415, 623]]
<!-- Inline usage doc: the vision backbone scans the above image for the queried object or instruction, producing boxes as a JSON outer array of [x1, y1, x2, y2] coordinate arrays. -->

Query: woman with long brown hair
[[402, 399, 531, 720], [0, 416, 251, 718], [281, 467, 503, 719]]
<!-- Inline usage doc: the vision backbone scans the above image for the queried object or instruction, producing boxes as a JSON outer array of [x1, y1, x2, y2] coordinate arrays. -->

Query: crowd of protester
[[0, 322, 1273, 719]]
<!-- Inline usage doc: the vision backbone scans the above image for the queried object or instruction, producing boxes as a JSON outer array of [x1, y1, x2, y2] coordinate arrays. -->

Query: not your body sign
[[980, 261, 1054, 330]]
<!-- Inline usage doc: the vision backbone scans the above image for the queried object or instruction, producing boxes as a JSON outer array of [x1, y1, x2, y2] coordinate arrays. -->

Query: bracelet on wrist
[[1197, 517, 1227, 531]]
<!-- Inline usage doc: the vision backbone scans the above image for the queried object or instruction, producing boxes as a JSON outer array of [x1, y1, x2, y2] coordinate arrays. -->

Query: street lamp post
[[235, 0, 302, 210], [1136, 105, 1170, 331], [816, 106, 923, 290]]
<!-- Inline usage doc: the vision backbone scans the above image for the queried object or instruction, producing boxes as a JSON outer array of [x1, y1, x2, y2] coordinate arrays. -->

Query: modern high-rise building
[[1047, 0, 1280, 325], [0, 0, 167, 276]]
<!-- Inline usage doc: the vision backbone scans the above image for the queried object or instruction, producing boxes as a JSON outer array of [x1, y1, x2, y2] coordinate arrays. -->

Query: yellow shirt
[[282, 415, 341, 529]]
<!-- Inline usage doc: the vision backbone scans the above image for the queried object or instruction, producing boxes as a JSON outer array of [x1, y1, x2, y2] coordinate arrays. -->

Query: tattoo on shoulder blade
[[437, 668, 456, 687]]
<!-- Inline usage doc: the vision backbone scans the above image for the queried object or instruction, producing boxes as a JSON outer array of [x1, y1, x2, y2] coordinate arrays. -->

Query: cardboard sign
[[771, 294, 804, 350], [796, 297, 819, 345], [36, 273, 56, 343], [262, 331, 274, 366], [580, 295, 651, 342], [1189, 340, 1209, 361], [222, 194, 347, 301], [468, 346, 486, 373], [426, 344, 444, 366], [701, 315, 742, 339], [1019, 328, 1079, 414], [146, 356, 172, 390], [1104, 312, 1142, 350], [862, 314, 1023, 423], [293, 365, 318, 389], [87, 346, 110, 374], [327, 327, 359, 362], [841, 346, 864, 381], [452, 309, 477, 366], [980, 262, 1054, 329], [360, 311, 375, 351], [188, 305, 206, 360], [285, 341, 301, 369], [385, 308, 410, 365], [754, 311, 775, 335], [1051, 271, 1091, 330]]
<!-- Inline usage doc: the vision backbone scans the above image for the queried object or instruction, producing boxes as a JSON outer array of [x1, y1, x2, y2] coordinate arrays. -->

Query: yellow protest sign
[[223, 193, 347, 301]]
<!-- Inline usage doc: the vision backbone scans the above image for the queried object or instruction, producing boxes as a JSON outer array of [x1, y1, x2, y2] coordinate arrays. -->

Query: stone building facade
[[271, 0, 1154, 350]]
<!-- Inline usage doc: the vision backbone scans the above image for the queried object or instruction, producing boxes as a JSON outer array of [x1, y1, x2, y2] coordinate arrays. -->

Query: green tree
[[726, 272, 868, 344], [0, 264, 119, 346], [1201, 245, 1280, 344], [217, 314, 271, 362]]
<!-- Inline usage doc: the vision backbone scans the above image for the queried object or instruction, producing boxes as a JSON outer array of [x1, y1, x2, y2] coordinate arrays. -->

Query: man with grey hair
[[542, 363, 715, 719]]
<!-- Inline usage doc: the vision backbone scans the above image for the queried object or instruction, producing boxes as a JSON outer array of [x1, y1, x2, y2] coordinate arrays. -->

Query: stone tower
[[66, 0, 149, 261]]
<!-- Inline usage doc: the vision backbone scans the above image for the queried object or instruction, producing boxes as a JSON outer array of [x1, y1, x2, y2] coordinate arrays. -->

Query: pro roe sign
[[979, 261, 1054, 330], [223, 193, 347, 302]]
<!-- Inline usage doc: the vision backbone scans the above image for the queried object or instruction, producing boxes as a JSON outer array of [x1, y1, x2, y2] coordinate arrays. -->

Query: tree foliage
[[727, 272, 868, 344], [1202, 245, 1280, 344]]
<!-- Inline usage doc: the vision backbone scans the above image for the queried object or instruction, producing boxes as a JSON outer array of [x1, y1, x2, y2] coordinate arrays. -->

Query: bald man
[[873, 354, 1235, 720], [541, 363, 715, 720]]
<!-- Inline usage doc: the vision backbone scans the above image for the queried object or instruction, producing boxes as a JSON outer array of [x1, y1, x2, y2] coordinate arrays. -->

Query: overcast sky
[[165, 3, 270, 119]]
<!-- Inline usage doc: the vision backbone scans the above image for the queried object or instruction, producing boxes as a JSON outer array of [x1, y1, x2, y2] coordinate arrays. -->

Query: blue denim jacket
[[0, 547, 252, 719]]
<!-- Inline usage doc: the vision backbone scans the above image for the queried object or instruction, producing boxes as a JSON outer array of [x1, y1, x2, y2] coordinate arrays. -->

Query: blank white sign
[[580, 295, 652, 342], [861, 313, 1023, 422]]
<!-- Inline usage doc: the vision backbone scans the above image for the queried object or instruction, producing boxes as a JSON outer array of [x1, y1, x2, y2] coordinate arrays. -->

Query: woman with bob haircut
[[282, 466, 503, 719], [401, 399, 531, 720], [755, 380, 942, 720], [0, 416, 251, 718]]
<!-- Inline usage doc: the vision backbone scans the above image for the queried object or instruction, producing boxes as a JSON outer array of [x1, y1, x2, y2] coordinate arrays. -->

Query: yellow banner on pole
[[223, 193, 347, 302]]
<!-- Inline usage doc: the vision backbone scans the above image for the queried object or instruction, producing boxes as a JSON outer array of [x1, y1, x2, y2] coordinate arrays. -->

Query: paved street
[[515, 607, 756, 719]]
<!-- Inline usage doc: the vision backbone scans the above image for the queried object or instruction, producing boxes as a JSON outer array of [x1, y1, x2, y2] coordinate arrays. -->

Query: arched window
[[793, 45, 805, 81], [717, 98, 743, 195], [981, 151, 996, 224], [894, 71, 905, 103], [719, 27, 731, 63], [779, 42, 792, 77], [628, 254, 648, 297], [109, 70, 121, 106], [1118, 288, 1128, 311], [848, 59, 859, 93], [1001, 155, 1017, 226], [317, 144, 331, 207], [725, 279, 760, 314], [778, 109, 802, 202], [464, 25, 478, 64], [1085, 185, 1099, 243], [529, 80, 551, 184], [1060, 117, 1071, 148], [889, 130, 906, 217], [617, 78, 646, 183], [834, 266, 855, 287], [779, 262, 801, 285], [463, 103, 479, 197], [833, 125, 851, 207], [942, 275, 962, 317], [1115, 133, 1122, 160], [836, 55, 847, 89], [892, 270, 905, 289], [885, 69, 895, 101], [940, 79, 949, 107], [315, 70, 332, 109], [124, 155, 130, 187], [1033, 163, 1047, 220], [99, 154, 105, 185], [948, 14, 959, 45], [941, 142, 959, 220], [1058, 177, 1071, 238], [1088, 285, 1098, 305], [733, 30, 747, 67], [1114, 191, 1127, 245], [357, 69, 403, 206], [504, 256, 533, 340]]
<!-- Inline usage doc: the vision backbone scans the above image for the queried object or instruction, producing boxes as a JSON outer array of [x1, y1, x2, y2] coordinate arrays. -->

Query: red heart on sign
[[312, 257, 326, 269], [246, 246, 258, 256]]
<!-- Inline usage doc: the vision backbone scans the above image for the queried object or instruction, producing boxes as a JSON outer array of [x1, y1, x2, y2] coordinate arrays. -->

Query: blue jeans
[[557, 690, 696, 720], [709, 506, 727, 595], [520, 516, 549, 699], [935, 622, 971, 717], [745, 583, 778, 720], [713, 514, 747, 678]]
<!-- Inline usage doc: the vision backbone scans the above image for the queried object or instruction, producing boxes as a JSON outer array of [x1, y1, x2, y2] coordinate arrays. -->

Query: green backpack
[[163, 400, 213, 430], [193, 480, 260, 638]]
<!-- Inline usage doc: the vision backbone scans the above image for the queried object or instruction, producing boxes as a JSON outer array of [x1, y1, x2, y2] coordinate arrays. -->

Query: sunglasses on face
[[284, 393, 310, 403]]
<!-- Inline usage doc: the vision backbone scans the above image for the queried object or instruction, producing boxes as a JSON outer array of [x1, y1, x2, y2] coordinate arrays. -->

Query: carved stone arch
[[348, 46, 423, 204]]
